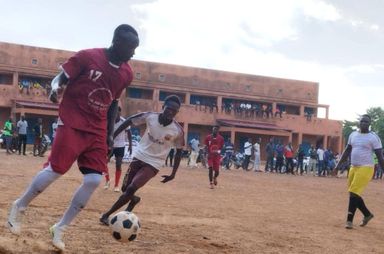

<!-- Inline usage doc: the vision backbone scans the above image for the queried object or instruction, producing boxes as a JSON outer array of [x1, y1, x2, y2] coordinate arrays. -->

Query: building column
[[217, 96, 222, 113], [183, 122, 189, 144], [230, 129, 235, 144], [325, 106, 329, 119], [13, 72, 19, 87], [288, 133, 293, 143], [323, 135, 328, 149], [185, 92, 191, 105], [337, 136, 343, 154], [153, 89, 160, 111], [298, 132, 303, 145], [300, 105, 305, 116], [272, 102, 276, 115]]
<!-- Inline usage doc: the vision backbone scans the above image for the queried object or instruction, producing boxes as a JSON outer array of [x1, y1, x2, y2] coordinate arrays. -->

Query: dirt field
[[1, 151, 384, 254]]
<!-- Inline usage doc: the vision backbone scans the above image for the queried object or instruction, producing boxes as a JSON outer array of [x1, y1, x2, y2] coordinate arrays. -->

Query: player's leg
[[213, 157, 220, 185], [7, 125, 78, 235], [125, 195, 141, 212], [51, 168, 102, 250], [114, 147, 124, 192], [207, 157, 214, 188], [104, 150, 115, 189], [100, 160, 157, 224], [49, 130, 104, 251]]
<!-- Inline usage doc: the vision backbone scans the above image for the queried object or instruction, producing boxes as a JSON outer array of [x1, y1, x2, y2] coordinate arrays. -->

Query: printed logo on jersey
[[88, 88, 113, 113], [148, 132, 173, 145]]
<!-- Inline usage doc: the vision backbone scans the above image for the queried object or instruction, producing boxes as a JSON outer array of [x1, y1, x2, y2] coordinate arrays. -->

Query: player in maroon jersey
[[7, 24, 139, 251], [205, 125, 224, 189]]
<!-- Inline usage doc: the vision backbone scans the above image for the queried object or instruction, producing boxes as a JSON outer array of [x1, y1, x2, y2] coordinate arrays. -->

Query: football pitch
[[1, 152, 384, 254]]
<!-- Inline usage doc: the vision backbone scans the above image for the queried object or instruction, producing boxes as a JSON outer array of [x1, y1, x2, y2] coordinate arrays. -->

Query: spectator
[[33, 118, 43, 156], [265, 138, 275, 172], [296, 144, 305, 175], [223, 139, 234, 170], [317, 145, 325, 176], [165, 148, 175, 167], [242, 138, 252, 170], [189, 138, 200, 168], [52, 118, 58, 145], [275, 142, 284, 173], [3, 117, 13, 154], [308, 145, 317, 175], [284, 142, 294, 174], [17, 116, 28, 155], [253, 138, 261, 172]]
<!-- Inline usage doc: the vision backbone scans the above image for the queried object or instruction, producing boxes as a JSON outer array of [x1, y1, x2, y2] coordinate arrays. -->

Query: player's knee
[[83, 174, 102, 189], [132, 195, 141, 204], [123, 185, 137, 197]]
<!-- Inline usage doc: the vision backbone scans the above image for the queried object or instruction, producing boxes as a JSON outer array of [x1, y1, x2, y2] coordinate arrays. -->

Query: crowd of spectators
[[18, 78, 51, 95]]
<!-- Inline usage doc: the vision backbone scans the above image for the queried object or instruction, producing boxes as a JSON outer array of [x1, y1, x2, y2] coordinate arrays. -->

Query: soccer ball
[[109, 211, 141, 242]]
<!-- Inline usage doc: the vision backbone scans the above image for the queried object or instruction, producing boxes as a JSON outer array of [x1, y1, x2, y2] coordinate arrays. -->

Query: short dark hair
[[113, 24, 138, 42], [164, 95, 181, 107], [361, 114, 371, 121]]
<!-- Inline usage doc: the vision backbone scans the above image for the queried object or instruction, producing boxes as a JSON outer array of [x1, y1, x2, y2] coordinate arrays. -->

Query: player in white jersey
[[104, 107, 132, 192], [99, 95, 184, 225], [333, 114, 384, 229]]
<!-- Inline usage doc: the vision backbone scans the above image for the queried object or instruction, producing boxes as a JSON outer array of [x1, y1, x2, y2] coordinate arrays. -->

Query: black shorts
[[111, 147, 125, 158]]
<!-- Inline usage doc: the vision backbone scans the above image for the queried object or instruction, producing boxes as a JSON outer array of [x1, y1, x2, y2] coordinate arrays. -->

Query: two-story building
[[0, 42, 343, 157]]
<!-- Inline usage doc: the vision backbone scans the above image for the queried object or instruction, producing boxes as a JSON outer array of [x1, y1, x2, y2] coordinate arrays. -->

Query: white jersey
[[114, 117, 129, 148], [131, 112, 184, 170], [348, 131, 382, 166]]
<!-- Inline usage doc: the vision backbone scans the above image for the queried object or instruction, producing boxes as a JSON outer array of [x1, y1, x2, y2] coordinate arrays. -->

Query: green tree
[[366, 107, 384, 143]]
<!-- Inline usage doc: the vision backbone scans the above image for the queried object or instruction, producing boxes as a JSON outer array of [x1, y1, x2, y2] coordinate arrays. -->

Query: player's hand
[[107, 135, 114, 150], [49, 87, 63, 103], [161, 174, 175, 183]]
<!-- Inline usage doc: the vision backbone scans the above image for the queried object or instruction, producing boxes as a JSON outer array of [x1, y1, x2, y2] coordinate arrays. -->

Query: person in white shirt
[[51, 118, 58, 145], [100, 95, 184, 225], [317, 146, 325, 176], [189, 138, 200, 168], [104, 107, 132, 192], [242, 138, 253, 170], [253, 138, 261, 172], [17, 115, 28, 155], [334, 114, 384, 229]]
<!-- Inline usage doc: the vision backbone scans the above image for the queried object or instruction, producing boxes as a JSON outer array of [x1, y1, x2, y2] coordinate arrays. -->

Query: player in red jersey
[[7, 24, 139, 251], [205, 125, 224, 189]]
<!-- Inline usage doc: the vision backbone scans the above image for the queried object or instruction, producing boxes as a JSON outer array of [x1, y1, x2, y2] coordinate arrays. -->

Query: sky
[[1, 0, 383, 121]]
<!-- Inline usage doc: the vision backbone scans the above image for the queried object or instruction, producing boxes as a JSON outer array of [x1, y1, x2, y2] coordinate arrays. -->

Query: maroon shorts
[[47, 125, 108, 174], [208, 156, 221, 171], [125, 158, 158, 190]]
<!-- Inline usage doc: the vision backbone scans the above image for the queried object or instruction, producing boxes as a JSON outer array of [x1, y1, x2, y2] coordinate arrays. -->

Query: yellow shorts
[[348, 166, 374, 196]]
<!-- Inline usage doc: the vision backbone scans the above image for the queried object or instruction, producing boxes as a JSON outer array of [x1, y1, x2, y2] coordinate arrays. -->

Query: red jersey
[[204, 134, 224, 157], [59, 48, 133, 137]]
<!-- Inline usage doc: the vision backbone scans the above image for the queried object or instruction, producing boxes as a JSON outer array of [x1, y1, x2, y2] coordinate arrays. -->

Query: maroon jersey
[[59, 48, 133, 137], [204, 134, 224, 158]]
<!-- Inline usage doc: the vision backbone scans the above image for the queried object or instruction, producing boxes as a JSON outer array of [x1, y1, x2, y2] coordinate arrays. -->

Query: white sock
[[57, 173, 102, 228], [17, 164, 61, 209]]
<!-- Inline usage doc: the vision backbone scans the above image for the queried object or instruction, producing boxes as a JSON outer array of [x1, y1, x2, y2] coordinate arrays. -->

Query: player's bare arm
[[333, 144, 352, 175], [127, 129, 133, 155], [374, 148, 384, 171], [107, 100, 119, 149], [161, 148, 182, 183], [49, 71, 68, 103]]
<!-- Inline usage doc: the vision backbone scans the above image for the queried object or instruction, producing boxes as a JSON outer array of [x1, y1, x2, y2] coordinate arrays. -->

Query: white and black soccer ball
[[109, 211, 141, 242]]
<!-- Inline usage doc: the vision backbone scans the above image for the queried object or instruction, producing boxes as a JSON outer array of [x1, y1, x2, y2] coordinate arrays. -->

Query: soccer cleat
[[50, 224, 66, 251], [114, 187, 120, 192], [213, 177, 218, 186], [103, 181, 110, 190], [345, 221, 353, 229], [99, 214, 109, 226], [7, 200, 24, 235], [360, 214, 374, 227]]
